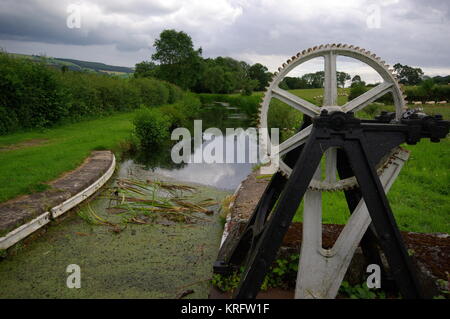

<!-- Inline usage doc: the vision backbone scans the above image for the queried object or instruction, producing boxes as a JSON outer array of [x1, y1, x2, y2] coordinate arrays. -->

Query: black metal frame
[[214, 110, 449, 299]]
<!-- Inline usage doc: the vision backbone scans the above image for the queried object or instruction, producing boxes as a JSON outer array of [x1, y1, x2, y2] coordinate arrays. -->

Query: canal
[[0, 102, 255, 298]]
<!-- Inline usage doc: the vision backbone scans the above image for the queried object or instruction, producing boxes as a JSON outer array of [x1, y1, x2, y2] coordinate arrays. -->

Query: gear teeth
[[296, 52, 301, 58], [342, 44, 348, 48], [337, 43, 342, 48], [302, 50, 307, 55], [318, 44, 324, 49], [348, 45, 354, 49], [291, 56, 296, 61], [313, 46, 318, 50]]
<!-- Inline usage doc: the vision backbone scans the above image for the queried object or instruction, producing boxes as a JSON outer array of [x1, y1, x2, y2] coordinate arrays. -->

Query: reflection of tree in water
[[130, 102, 252, 171], [131, 142, 188, 171], [200, 103, 250, 131]]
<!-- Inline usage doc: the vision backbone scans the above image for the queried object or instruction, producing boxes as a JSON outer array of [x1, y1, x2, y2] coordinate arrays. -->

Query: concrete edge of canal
[[0, 151, 116, 250]]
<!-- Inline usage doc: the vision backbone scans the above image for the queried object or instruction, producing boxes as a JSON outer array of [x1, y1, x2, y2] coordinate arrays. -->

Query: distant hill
[[11, 53, 134, 76]]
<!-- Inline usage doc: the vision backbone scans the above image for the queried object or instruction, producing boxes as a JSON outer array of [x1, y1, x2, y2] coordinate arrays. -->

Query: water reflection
[[130, 102, 257, 190]]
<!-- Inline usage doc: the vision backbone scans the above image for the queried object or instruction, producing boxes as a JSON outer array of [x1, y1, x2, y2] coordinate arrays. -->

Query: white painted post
[[295, 149, 410, 299], [323, 51, 338, 184], [323, 52, 337, 107]]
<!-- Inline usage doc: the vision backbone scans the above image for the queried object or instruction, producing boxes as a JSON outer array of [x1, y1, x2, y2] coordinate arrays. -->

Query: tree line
[[134, 29, 271, 95], [136, 29, 450, 98], [135, 29, 357, 93]]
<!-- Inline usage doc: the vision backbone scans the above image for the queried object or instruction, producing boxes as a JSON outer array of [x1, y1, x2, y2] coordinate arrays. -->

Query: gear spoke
[[277, 124, 312, 157], [272, 88, 321, 117], [323, 52, 338, 106], [342, 82, 393, 113]]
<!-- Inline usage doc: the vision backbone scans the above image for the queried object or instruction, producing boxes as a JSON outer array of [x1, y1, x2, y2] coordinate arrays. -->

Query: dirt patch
[[0, 138, 50, 152]]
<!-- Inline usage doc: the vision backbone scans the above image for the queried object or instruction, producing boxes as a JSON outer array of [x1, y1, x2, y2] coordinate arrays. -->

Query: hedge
[[0, 52, 183, 135]]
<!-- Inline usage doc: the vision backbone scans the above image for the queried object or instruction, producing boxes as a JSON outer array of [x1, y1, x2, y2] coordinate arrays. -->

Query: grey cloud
[[0, 0, 449, 71]]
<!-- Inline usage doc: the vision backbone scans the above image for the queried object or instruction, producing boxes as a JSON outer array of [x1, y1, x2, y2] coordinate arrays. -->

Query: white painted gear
[[258, 44, 407, 191]]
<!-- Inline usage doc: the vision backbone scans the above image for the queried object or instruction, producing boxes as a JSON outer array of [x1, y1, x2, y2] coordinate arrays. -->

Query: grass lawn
[[0, 111, 137, 202]]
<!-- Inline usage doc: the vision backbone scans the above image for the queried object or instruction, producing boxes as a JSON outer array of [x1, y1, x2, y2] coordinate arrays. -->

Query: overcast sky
[[1, 0, 449, 82]]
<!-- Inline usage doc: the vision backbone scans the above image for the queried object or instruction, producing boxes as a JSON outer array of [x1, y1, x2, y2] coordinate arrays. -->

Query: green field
[[291, 137, 450, 233]]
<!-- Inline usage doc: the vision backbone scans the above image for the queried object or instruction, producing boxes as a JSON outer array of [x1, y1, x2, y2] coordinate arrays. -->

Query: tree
[[302, 71, 324, 88], [431, 75, 450, 85], [248, 63, 271, 91], [393, 63, 424, 85], [151, 29, 203, 89], [134, 61, 157, 78], [241, 78, 258, 95], [348, 82, 368, 101], [202, 66, 225, 93], [337, 71, 351, 88], [351, 75, 366, 87], [279, 76, 309, 90]]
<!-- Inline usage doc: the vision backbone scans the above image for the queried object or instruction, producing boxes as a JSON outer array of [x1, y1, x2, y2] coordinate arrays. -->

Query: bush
[[0, 52, 69, 129], [348, 84, 368, 101], [165, 82, 184, 104], [0, 106, 19, 134], [133, 108, 171, 148], [159, 93, 201, 129], [433, 85, 450, 101], [268, 99, 303, 141], [174, 92, 201, 119], [405, 83, 450, 103], [132, 77, 170, 107]]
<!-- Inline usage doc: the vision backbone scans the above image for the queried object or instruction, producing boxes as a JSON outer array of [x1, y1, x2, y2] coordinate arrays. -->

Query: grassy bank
[[0, 111, 136, 202], [0, 91, 203, 203]]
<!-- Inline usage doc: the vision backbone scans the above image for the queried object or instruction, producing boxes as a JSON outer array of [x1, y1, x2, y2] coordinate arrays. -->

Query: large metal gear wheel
[[258, 44, 407, 191]]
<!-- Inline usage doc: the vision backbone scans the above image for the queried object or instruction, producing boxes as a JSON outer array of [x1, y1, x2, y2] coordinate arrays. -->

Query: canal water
[[0, 103, 255, 298]]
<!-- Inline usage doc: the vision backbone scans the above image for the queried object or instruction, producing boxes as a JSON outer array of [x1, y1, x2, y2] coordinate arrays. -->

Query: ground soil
[[0, 138, 50, 152]]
